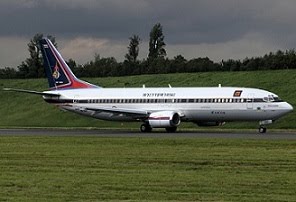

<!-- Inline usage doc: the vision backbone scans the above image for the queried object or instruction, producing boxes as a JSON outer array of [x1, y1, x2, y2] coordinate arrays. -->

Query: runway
[[0, 129, 296, 139]]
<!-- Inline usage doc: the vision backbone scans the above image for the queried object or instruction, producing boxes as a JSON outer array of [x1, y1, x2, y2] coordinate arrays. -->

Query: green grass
[[0, 70, 295, 129], [0, 136, 295, 201]]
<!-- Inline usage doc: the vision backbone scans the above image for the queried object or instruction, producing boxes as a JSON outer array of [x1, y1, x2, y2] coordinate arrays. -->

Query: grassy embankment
[[0, 70, 295, 129], [0, 136, 295, 201]]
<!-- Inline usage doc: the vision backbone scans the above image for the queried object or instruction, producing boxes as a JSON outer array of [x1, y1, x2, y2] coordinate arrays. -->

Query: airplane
[[4, 38, 293, 133]]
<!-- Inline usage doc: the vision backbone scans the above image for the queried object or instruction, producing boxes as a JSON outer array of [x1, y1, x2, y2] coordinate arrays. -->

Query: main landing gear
[[140, 124, 178, 133], [140, 123, 152, 133]]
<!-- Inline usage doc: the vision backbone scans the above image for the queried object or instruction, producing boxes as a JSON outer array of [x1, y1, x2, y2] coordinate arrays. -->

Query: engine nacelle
[[195, 121, 225, 127], [148, 111, 181, 128]]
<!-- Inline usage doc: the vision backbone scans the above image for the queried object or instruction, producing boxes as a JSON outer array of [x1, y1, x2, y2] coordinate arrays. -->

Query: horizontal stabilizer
[[3, 88, 60, 97]]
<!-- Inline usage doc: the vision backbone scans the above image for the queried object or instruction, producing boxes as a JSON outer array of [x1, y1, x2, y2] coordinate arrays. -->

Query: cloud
[[0, 32, 287, 68], [1, 0, 296, 44], [0, 1, 296, 67], [42, 0, 149, 11], [60, 37, 128, 64], [167, 32, 281, 62], [0, 0, 38, 8], [0, 36, 28, 68]]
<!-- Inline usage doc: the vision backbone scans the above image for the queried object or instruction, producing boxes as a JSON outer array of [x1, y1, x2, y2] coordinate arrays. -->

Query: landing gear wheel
[[165, 127, 177, 133], [259, 126, 267, 133], [140, 123, 152, 133]]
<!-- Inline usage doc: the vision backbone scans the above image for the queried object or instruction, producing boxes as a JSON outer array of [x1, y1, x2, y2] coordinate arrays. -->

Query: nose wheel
[[259, 126, 267, 133], [258, 120, 273, 134]]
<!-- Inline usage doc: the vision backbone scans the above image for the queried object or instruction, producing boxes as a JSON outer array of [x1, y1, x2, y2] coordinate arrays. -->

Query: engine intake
[[148, 111, 181, 128]]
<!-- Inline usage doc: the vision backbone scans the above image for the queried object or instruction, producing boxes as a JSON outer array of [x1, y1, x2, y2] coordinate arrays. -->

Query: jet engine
[[148, 111, 181, 128]]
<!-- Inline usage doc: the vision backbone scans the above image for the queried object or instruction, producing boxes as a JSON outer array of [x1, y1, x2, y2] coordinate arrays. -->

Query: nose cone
[[284, 102, 293, 113]]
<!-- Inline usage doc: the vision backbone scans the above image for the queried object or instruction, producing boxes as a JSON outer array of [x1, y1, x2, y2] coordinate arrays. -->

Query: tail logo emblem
[[52, 63, 60, 79]]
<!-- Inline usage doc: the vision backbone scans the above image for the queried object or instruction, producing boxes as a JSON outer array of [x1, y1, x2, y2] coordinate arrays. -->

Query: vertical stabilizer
[[39, 38, 98, 90]]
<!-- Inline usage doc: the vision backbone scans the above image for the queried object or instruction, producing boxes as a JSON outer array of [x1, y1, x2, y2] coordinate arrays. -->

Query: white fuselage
[[43, 87, 293, 123]]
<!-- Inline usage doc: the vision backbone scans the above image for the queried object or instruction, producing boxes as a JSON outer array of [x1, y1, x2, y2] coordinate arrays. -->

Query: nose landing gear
[[258, 120, 273, 134], [258, 126, 267, 133]]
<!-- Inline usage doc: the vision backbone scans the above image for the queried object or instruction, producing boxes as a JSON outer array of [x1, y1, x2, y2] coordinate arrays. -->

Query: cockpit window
[[263, 95, 283, 102], [273, 96, 283, 102], [268, 95, 274, 102]]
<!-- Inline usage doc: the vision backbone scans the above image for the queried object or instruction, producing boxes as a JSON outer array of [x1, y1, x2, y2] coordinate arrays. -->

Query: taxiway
[[0, 129, 296, 139]]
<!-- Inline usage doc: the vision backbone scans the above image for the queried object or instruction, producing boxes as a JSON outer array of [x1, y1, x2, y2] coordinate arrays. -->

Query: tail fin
[[39, 38, 99, 90]]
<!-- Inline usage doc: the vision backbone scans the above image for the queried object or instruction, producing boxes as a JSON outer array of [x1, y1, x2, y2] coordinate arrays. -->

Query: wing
[[86, 106, 149, 119]]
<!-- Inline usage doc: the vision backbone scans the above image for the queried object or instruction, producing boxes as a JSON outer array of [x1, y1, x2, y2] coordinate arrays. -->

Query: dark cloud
[[0, 0, 295, 44], [1, 0, 296, 67]]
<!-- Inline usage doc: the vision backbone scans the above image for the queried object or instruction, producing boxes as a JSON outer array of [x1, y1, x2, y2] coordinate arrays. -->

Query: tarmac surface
[[0, 129, 296, 140]]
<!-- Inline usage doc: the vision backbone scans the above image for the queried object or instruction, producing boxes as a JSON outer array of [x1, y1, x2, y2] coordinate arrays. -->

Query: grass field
[[0, 136, 295, 201], [0, 70, 295, 129]]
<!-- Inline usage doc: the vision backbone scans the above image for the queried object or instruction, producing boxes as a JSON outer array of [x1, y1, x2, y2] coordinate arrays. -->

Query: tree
[[183, 57, 216, 73], [148, 23, 166, 61], [221, 59, 241, 71], [123, 35, 141, 75], [170, 55, 187, 73], [82, 54, 119, 77], [18, 33, 56, 78], [0, 67, 17, 79], [125, 35, 141, 63]]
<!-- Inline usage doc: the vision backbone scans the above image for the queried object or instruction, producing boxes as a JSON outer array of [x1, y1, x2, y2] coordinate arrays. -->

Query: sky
[[0, 0, 296, 68]]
